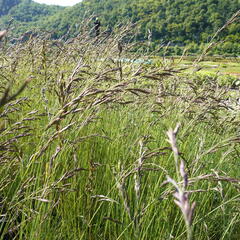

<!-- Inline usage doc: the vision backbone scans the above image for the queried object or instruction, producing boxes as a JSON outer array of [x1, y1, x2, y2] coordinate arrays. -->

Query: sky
[[33, 0, 82, 6]]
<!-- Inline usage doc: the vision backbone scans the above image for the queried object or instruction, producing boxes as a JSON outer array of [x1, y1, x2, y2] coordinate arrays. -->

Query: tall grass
[[0, 21, 240, 240]]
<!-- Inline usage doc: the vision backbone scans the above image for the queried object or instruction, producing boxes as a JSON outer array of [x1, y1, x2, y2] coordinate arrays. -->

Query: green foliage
[[62, 0, 240, 44], [193, 72, 239, 88], [0, 0, 64, 36], [0, 0, 240, 54], [8, 0, 62, 22], [0, 0, 20, 16]]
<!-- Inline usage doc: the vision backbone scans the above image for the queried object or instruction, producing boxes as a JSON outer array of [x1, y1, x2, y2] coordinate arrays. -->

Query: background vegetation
[[0, 0, 240, 55]]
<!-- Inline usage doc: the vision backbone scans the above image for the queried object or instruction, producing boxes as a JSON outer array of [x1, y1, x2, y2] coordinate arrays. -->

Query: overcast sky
[[33, 0, 82, 6]]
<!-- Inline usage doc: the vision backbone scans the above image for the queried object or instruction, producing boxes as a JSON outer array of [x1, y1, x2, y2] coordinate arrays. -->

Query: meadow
[[0, 24, 240, 240], [177, 57, 240, 81]]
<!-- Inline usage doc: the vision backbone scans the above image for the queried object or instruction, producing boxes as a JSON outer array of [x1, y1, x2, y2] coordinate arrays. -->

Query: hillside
[[0, 0, 64, 35], [60, 0, 240, 43], [0, 0, 239, 54], [0, 0, 21, 16]]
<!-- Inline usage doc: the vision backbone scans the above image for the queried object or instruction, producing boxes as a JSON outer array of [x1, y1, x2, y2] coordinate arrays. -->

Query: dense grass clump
[[0, 24, 240, 240]]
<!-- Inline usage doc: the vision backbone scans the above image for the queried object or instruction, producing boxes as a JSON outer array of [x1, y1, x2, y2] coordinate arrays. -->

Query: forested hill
[[0, 0, 240, 53], [57, 0, 240, 43], [0, 0, 21, 16], [0, 0, 64, 34]]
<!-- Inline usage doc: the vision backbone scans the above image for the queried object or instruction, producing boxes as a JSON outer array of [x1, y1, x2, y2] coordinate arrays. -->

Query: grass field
[[179, 58, 240, 76], [0, 26, 240, 240]]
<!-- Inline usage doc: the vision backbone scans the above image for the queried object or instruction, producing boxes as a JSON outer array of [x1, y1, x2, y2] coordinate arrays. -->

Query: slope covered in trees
[[67, 0, 240, 44], [43, 0, 240, 54], [0, 0, 64, 35], [0, 0, 239, 54], [0, 0, 21, 16]]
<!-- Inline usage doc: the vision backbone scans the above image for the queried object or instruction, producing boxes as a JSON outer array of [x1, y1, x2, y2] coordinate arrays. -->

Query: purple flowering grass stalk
[[167, 124, 196, 240]]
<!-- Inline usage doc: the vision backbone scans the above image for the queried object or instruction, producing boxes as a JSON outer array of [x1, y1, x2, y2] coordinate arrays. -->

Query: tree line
[[0, 0, 239, 55]]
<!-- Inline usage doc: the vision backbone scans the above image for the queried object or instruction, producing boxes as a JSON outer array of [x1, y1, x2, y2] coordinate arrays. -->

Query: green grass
[[0, 29, 240, 240], [175, 57, 240, 76]]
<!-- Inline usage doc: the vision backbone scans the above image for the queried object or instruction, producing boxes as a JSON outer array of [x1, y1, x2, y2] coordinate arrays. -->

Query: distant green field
[[175, 57, 240, 77]]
